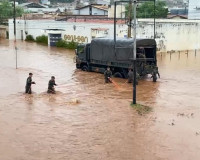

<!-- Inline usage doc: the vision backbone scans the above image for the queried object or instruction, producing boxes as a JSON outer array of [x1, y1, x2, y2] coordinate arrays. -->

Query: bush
[[36, 35, 48, 45], [67, 41, 78, 49], [56, 40, 78, 49], [25, 35, 35, 41], [56, 39, 68, 48]]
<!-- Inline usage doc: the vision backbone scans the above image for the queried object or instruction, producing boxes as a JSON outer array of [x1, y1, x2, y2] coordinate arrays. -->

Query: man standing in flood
[[25, 73, 36, 94], [128, 68, 133, 83], [47, 76, 57, 94], [104, 67, 112, 83], [128, 68, 139, 85]]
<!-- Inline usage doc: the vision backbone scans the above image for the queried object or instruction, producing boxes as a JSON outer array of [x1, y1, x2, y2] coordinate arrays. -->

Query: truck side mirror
[[75, 49, 77, 55]]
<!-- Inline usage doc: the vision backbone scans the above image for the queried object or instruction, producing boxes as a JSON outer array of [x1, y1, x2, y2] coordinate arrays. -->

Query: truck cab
[[75, 44, 90, 71]]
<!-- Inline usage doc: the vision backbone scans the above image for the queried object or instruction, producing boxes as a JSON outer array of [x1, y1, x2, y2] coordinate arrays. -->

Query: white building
[[75, 4, 108, 15], [8, 18, 200, 51], [19, 2, 67, 13], [57, 2, 76, 10], [19, 3, 48, 13], [188, 0, 200, 19], [8, 18, 126, 43]]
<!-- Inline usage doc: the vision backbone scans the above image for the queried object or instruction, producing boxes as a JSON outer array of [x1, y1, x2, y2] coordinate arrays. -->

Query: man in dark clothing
[[104, 67, 112, 83], [151, 66, 160, 82], [127, 69, 139, 85], [25, 73, 36, 94], [47, 76, 57, 94], [128, 69, 134, 83]]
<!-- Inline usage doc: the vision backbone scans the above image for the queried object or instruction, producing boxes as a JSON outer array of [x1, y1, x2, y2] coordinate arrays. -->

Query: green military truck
[[75, 38, 159, 82]]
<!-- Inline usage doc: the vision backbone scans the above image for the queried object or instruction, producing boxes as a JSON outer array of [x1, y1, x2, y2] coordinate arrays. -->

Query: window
[[78, 45, 85, 54]]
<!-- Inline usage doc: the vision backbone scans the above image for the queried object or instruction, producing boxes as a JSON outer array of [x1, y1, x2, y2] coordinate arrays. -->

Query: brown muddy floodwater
[[0, 39, 200, 160]]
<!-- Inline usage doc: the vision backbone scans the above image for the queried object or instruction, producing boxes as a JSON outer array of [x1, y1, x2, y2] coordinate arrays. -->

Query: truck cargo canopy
[[91, 38, 156, 47], [90, 38, 156, 62]]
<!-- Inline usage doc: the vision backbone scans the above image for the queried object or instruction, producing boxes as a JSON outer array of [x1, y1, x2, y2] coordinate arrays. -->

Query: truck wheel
[[114, 72, 123, 78], [152, 75, 157, 82], [82, 65, 89, 71], [76, 64, 80, 69]]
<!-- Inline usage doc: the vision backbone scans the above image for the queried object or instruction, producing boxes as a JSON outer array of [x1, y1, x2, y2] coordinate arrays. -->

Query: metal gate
[[49, 33, 61, 46]]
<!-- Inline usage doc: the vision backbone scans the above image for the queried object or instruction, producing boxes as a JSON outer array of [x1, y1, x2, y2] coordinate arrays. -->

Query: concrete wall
[[8, 19, 119, 43], [188, 0, 200, 19], [137, 19, 200, 51], [8, 19, 200, 51], [8, 19, 61, 40]]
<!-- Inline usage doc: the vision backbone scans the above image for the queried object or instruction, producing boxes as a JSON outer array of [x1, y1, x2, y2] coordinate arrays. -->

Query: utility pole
[[114, 1, 117, 51], [13, 0, 17, 69], [133, 0, 137, 104], [113, 0, 137, 104], [14, 0, 16, 38], [153, 0, 155, 39], [127, 0, 132, 38]]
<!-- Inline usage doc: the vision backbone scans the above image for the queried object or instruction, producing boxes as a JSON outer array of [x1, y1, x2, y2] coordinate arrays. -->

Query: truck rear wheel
[[113, 72, 123, 78], [153, 75, 157, 82], [82, 65, 89, 71]]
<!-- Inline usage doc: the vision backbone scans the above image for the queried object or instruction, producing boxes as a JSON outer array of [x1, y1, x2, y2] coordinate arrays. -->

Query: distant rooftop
[[167, 15, 188, 19], [76, 4, 109, 11], [19, 2, 47, 8]]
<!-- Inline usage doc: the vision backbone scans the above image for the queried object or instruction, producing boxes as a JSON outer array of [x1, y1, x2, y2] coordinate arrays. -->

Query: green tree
[[125, 1, 168, 19], [0, 0, 24, 24]]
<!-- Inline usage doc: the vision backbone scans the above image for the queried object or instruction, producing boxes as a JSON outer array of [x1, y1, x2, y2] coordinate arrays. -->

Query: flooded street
[[0, 39, 200, 160]]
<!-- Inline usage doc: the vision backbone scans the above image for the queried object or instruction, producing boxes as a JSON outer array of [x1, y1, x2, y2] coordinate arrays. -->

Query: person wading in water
[[47, 76, 57, 94], [104, 67, 112, 83], [25, 73, 36, 94]]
